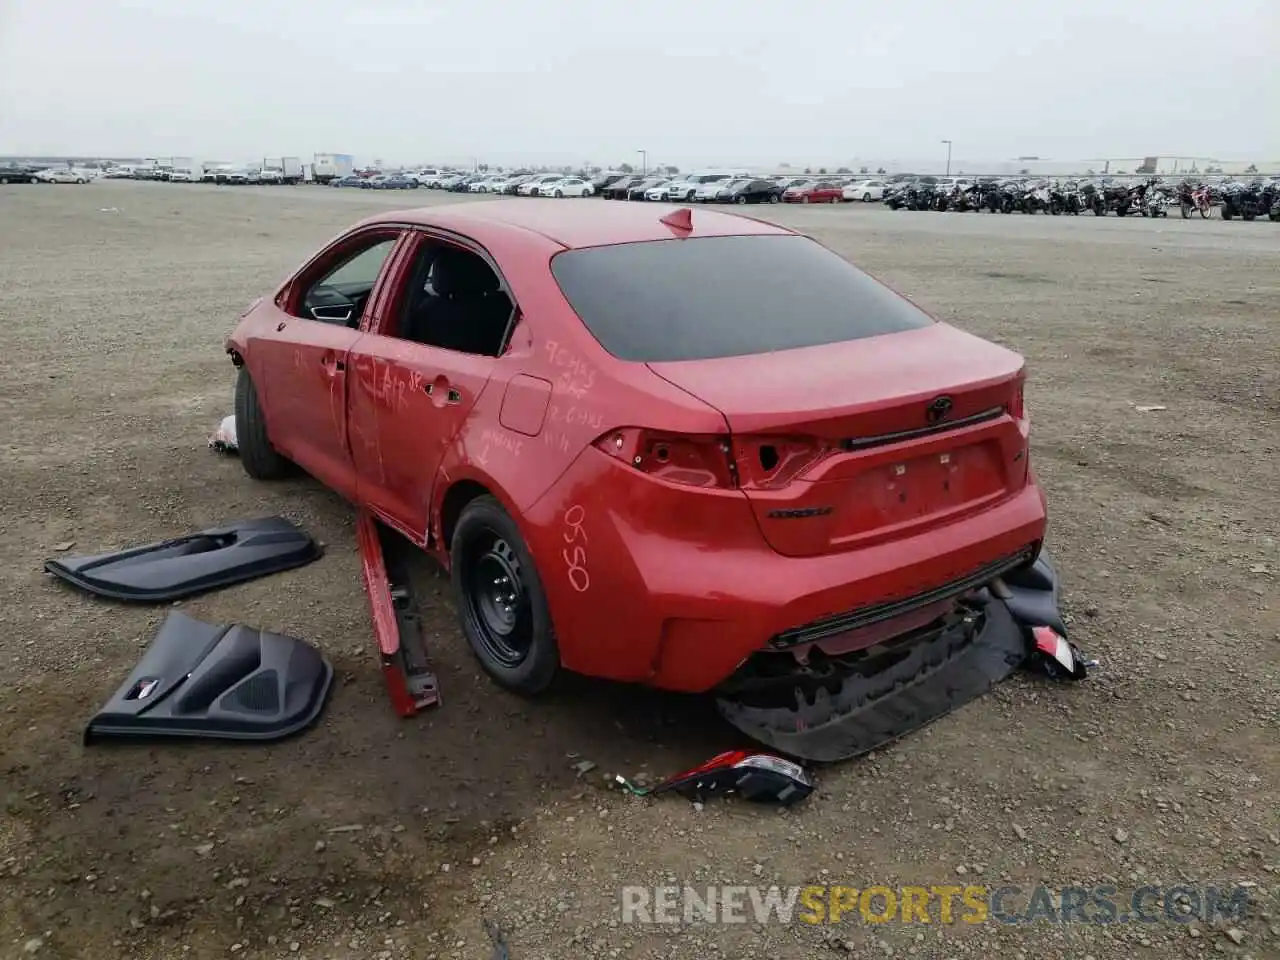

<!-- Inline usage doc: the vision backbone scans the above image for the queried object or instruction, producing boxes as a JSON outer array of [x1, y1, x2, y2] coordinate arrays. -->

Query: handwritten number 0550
[[562, 505, 589, 592]]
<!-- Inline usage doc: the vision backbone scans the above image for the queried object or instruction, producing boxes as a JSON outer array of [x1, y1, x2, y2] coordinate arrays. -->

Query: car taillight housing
[[594, 429, 837, 491], [1008, 376, 1026, 420], [731, 436, 830, 489], [593, 428, 737, 488]]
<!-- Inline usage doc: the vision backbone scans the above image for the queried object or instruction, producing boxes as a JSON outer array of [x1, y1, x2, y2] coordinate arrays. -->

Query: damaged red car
[[225, 199, 1075, 761]]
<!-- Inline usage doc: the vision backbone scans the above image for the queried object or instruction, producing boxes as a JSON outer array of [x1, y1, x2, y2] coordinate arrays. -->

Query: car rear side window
[[550, 234, 934, 362]]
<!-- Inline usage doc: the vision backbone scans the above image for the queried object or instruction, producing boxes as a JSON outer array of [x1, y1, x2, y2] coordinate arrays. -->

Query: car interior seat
[[402, 247, 512, 356]]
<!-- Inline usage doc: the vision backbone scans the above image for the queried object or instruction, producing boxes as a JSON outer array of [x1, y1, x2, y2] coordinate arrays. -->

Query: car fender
[[427, 459, 553, 571]]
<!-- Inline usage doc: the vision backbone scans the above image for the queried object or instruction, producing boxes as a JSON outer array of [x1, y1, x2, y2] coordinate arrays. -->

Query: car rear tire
[[769, 193, 780, 203], [554, 190, 563, 198], [233, 366, 292, 480], [452, 496, 559, 695]]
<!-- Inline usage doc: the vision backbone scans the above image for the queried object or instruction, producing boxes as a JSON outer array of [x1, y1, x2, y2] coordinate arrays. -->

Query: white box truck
[[259, 157, 302, 184], [260, 158, 285, 184], [313, 153, 354, 185], [169, 158, 203, 182]]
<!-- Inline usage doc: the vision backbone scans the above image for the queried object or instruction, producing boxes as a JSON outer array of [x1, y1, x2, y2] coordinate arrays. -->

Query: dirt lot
[[1, 181, 1277, 960]]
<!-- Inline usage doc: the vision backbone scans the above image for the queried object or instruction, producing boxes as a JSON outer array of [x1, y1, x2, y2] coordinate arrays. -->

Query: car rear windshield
[[550, 235, 933, 362]]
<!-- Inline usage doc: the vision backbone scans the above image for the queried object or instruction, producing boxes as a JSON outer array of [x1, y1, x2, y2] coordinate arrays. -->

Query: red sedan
[[226, 199, 1051, 757], [782, 179, 844, 203]]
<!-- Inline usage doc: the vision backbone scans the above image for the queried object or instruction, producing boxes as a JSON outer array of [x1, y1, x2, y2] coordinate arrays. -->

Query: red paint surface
[[227, 199, 1047, 693]]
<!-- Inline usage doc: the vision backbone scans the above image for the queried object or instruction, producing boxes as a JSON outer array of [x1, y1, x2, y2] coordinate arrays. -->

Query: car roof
[[366, 197, 795, 250]]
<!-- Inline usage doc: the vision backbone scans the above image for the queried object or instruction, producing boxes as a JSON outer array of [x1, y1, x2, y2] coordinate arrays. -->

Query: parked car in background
[[666, 174, 731, 202], [541, 177, 594, 198], [600, 176, 644, 200], [644, 181, 677, 201], [0, 165, 41, 184], [376, 175, 419, 190], [721, 179, 784, 204], [590, 172, 629, 194], [35, 168, 89, 184], [783, 179, 843, 203], [656, 178, 690, 200], [330, 174, 366, 188], [519, 174, 566, 197], [624, 177, 669, 200], [500, 175, 535, 195], [844, 179, 888, 201], [694, 179, 737, 202]]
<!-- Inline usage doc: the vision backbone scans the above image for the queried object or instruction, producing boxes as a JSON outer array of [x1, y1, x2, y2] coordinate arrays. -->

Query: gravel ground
[[0, 181, 1277, 960]]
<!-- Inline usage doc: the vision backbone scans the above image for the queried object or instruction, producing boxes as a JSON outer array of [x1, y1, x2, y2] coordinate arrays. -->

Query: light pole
[[940, 140, 952, 176], [637, 149, 647, 176]]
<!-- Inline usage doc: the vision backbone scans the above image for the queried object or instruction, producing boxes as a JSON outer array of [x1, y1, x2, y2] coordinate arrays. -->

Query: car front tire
[[233, 366, 292, 480], [452, 496, 559, 695]]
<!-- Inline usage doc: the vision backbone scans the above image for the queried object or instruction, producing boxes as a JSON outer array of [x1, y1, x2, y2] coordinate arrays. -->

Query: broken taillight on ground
[[616, 750, 814, 806], [1027, 624, 1094, 681]]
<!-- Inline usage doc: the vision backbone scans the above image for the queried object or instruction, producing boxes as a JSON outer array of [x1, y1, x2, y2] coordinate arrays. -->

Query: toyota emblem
[[925, 396, 954, 423]]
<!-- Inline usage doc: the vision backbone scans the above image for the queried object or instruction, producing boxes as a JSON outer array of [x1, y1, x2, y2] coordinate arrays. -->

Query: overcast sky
[[1, 0, 1276, 169]]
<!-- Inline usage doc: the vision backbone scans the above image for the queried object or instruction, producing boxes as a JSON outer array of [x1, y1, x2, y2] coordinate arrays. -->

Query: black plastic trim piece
[[84, 610, 334, 743], [838, 406, 1005, 452], [44, 516, 322, 603]]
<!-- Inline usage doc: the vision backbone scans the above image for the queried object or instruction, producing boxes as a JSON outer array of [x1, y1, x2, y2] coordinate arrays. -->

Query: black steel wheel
[[452, 496, 558, 694]]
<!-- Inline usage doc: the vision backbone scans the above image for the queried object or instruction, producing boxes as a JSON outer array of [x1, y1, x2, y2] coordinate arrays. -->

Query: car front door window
[[298, 237, 397, 327]]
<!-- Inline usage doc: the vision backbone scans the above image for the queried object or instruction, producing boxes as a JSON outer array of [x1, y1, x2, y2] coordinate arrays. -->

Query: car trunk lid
[[647, 324, 1030, 558]]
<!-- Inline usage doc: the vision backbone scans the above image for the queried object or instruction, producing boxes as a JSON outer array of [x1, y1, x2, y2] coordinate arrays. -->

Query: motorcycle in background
[[1079, 181, 1108, 216], [1140, 179, 1171, 218], [1177, 181, 1212, 219], [997, 180, 1025, 213], [1022, 182, 1052, 214], [1220, 180, 1280, 221], [1049, 181, 1083, 215]]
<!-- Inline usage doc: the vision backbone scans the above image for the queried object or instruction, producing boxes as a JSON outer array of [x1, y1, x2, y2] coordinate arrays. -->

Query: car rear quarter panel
[[421, 235, 728, 570]]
